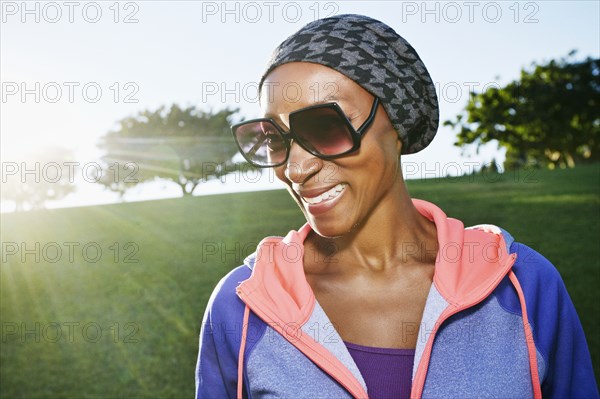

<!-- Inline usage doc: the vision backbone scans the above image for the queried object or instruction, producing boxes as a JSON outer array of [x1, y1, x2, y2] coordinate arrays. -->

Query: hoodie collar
[[412, 199, 515, 307], [239, 199, 514, 324]]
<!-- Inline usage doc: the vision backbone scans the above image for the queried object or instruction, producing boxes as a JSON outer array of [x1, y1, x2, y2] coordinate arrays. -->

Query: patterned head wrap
[[259, 14, 439, 154]]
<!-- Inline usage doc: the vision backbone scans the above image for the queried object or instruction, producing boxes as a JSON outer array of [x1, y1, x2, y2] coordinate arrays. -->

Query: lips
[[298, 183, 347, 205]]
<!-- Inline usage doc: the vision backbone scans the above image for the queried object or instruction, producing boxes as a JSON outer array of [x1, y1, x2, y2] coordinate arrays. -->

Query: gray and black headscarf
[[259, 14, 439, 155]]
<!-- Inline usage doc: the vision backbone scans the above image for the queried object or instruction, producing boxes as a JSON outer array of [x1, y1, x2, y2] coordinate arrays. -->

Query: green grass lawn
[[1, 163, 599, 397]]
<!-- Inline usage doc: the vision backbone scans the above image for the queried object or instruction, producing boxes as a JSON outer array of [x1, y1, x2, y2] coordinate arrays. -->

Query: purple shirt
[[344, 341, 415, 399]]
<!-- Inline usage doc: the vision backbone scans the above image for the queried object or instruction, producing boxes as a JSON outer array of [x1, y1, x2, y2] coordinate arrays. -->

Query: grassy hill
[[1, 163, 599, 397]]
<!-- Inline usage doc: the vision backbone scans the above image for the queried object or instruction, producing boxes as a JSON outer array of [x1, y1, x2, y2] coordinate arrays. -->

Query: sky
[[1, 0, 599, 211]]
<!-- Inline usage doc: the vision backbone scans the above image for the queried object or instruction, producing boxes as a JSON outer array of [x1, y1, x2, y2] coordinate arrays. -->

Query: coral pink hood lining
[[236, 198, 514, 325]]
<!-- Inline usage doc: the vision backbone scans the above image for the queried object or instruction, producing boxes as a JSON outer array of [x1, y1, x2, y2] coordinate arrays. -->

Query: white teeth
[[303, 184, 346, 205]]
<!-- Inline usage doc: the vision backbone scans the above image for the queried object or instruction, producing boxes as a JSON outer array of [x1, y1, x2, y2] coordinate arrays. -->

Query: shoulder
[[494, 238, 567, 308], [494, 240, 576, 355], [508, 241, 566, 298], [199, 264, 254, 360], [204, 264, 252, 322], [473, 225, 571, 328], [196, 265, 254, 398], [464, 224, 565, 297], [468, 224, 564, 293]]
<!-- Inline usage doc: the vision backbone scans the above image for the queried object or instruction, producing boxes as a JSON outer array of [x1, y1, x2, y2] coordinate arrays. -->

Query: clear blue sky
[[1, 1, 599, 209]]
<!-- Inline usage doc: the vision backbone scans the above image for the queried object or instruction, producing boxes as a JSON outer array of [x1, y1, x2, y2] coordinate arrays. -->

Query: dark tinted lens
[[290, 106, 354, 156], [234, 121, 287, 166]]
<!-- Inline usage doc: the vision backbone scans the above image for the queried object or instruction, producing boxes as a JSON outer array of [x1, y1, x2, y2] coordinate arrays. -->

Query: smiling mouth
[[301, 183, 347, 205]]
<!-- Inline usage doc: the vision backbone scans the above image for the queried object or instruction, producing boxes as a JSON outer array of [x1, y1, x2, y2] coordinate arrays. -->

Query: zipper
[[411, 252, 518, 399]]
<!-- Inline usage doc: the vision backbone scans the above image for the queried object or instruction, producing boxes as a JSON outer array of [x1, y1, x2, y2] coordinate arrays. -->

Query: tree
[[1, 147, 76, 211], [445, 51, 600, 169], [97, 104, 242, 196]]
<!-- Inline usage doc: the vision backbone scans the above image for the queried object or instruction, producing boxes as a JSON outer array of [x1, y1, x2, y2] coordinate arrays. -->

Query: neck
[[307, 180, 439, 274]]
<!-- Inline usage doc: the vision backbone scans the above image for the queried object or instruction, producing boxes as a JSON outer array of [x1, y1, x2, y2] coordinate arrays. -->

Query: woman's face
[[260, 62, 403, 238]]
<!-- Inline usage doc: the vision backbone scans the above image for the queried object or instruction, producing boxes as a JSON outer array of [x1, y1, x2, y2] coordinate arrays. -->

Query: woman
[[196, 14, 598, 399]]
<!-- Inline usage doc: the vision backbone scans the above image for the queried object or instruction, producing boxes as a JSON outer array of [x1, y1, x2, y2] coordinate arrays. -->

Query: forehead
[[259, 62, 369, 116]]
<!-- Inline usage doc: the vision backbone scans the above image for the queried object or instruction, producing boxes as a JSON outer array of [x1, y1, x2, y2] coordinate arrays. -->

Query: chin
[[286, 186, 357, 238], [304, 214, 356, 239]]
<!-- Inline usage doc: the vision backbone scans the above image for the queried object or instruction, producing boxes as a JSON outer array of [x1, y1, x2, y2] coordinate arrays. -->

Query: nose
[[284, 140, 322, 184]]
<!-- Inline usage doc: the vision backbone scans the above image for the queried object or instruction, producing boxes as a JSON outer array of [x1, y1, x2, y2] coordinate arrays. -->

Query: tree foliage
[[97, 104, 241, 196], [1, 147, 76, 211], [445, 51, 600, 169]]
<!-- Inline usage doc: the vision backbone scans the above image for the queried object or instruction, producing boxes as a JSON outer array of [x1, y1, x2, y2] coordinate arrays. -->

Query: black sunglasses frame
[[231, 97, 380, 168]]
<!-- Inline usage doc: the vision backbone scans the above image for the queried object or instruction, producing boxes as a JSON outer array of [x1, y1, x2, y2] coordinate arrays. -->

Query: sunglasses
[[231, 97, 380, 168]]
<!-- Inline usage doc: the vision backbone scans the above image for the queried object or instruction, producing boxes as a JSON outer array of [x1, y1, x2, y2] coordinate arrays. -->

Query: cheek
[[361, 131, 400, 170], [349, 140, 400, 198], [274, 167, 297, 197], [373, 107, 402, 157], [372, 121, 402, 170]]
